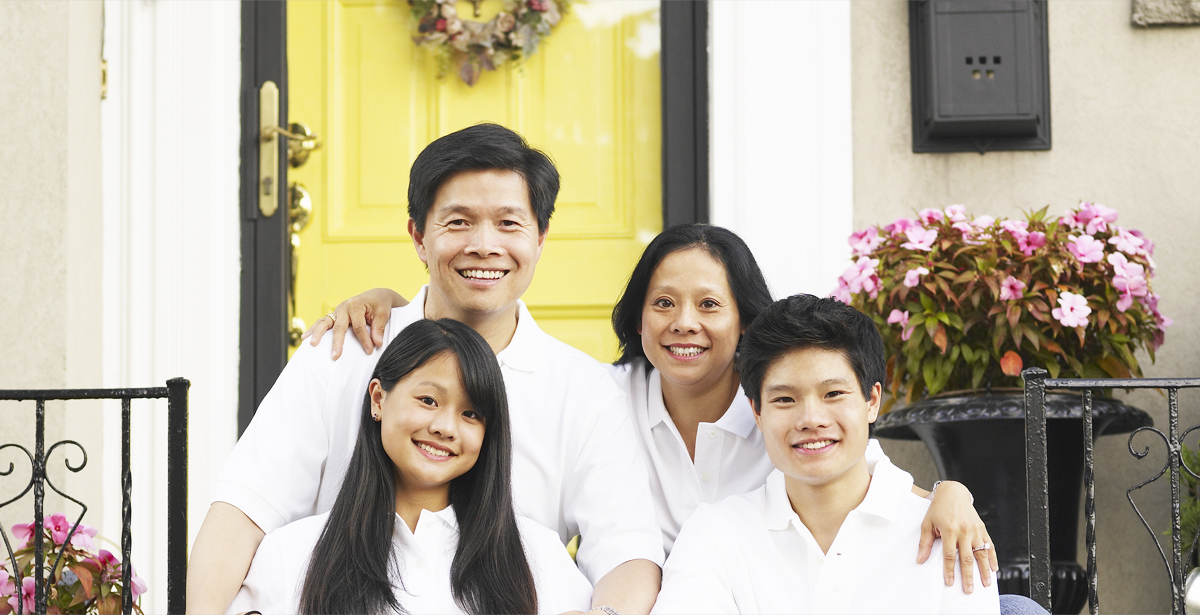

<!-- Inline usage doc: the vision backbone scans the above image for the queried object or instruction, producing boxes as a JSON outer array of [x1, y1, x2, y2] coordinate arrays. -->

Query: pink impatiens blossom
[[11, 522, 34, 550], [1108, 253, 1149, 312], [1067, 234, 1105, 263], [1079, 202, 1118, 235], [1017, 231, 1047, 255], [46, 512, 72, 545], [1129, 229, 1155, 256], [1108, 227, 1146, 256], [840, 257, 882, 297], [901, 227, 938, 251], [0, 567, 13, 609], [904, 266, 930, 288], [944, 204, 967, 222], [831, 279, 852, 304], [888, 309, 915, 341], [848, 227, 885, 256], [885, 217, 921, 237], [918, 208, 944, 224], [70, 522, 98, 552], [6, 577, 34, 615], [951, 221, 984, 246], [1000, 220, 1029, 236], [1000, 276, 1026, 301], [973, 215, 996, 228], [1052, 292, 1092, 328]]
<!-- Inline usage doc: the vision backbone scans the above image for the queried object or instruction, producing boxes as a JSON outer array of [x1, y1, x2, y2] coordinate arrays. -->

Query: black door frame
[[238, 0, 710, 432]]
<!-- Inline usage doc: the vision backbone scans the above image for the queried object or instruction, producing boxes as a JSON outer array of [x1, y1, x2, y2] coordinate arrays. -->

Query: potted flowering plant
[[834, 202, 1170, 408], [835, 202, 1167, 613], [0, 514, 146, 615]]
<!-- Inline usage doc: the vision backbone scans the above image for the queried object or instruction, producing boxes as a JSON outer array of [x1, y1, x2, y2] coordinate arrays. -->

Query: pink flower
[[831, 279, 852, 304], [1000, 220, 1029, 236], [6, 577, 34, 615], [973, 215, 996, 228], [885, 217, 920, 237], [1017, 231, 1047, 255], [839, 257, 881, 298], [1067, 234, 1105, 263], [0, 567, 13, 606], [45, 513, 72, 546], [1052, 292, 1092, 328], [70, 522, 98, 552], [1000, 275, 1026, 301], [131, 568, 148, 599], [1108, 227, 1146, 256], [904, 266, 929, 288], [1129, 229, 1155, 256], [888, 309, 914, 341], [848, 227, 885, 256], [1078, 202, 1118, 235], [1108, 253, 1148, 312], [11, 523, 34, 550], [951, 221, 984, 246], [918, 208, 944, 224], [528, 0, 550, 11], [944, 204, 967, 222], [900, 227, 938, 251]]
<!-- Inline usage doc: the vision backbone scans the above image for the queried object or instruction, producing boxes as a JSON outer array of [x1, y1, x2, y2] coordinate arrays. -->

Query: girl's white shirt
[[225, 507, 592, 614], [607, 359, 890, 554]]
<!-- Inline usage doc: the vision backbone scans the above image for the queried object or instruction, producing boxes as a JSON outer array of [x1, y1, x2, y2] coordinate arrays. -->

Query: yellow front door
[[287, 1, 662, 361]]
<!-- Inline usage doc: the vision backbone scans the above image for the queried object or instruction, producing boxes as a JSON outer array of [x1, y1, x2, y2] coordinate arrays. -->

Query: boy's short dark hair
[[407, 123, 560, 234], [737, 294, 886, 408]]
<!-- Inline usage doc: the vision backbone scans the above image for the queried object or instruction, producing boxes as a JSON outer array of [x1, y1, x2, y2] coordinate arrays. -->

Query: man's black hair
[[737, 294, 886, 410], [407, 123, 559, 234]]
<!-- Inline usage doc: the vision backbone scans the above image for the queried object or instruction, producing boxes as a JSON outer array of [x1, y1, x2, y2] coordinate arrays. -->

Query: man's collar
[[411, 286, 539, 373], [763, 459, 911, 532]]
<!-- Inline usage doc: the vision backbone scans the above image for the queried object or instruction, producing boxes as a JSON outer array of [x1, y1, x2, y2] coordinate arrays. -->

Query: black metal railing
[[1024, 368, 1200, 615], [0, 379, 189, 615]]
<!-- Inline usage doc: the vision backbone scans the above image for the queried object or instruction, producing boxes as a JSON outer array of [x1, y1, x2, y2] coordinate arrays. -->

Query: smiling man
[[651, 294, 1000, 614], [188, 124, 664, 615]]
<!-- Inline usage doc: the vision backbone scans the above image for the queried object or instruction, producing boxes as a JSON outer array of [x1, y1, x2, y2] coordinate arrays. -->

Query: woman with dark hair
[[226, 319, 591, 614], [306, 224, 998, 593]]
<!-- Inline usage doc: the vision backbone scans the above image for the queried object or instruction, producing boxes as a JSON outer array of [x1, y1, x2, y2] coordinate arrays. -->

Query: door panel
[[288, 0, 662, 361]]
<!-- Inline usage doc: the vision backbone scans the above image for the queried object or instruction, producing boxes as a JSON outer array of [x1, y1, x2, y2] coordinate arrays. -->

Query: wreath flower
[[410, 0, 572, 86]]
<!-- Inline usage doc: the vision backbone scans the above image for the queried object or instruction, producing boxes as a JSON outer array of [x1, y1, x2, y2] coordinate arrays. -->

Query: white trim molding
[[709, 0, 854, 299], [101, 2, 240, 612]]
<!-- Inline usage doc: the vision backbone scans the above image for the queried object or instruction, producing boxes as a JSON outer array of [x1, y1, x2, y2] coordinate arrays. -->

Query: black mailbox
[[909, 0, 1050, 153]]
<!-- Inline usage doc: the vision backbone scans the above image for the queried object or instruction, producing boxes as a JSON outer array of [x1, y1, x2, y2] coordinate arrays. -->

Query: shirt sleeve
[[212, 339, 334, 534], [225, 531, 300, 615], [564, 375, 666, 584], [651, 507, 739, 615], [519, 517, 594, 614]]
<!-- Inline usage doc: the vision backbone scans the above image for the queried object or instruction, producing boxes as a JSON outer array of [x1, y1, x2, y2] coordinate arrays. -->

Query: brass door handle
[[258, 80, 322, 217], [287, 182, 313, 347]]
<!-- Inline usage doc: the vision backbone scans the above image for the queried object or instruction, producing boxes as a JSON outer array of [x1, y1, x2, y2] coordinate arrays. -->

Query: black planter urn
[[874, 392, 1152, 614]]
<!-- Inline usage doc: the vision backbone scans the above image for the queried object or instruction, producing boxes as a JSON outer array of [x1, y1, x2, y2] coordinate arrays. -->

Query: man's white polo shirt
[[609, 359, 894, 555], [214, 287, 665, 584], [652, 461, 1000, 614], [226, 508, 592, 614]]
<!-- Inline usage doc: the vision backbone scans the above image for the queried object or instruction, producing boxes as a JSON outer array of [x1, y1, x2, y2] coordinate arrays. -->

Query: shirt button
[[701, 473, 710, 482], [415, 560, 424, 569], [708, 430, 717, 439]]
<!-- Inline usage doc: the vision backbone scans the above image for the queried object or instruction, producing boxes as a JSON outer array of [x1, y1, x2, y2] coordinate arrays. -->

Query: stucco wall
[[851, 2, 1200, 612], [0, 0, 104, 540]]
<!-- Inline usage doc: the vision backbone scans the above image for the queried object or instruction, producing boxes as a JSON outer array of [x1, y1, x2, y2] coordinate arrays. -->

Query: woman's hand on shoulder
[[916, 480, 997, 594], [301, 288, 408, 359]]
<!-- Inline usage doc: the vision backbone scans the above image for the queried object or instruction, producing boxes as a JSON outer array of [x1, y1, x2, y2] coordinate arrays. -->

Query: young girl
[[306, 224, 997, 592], [227, 319, 592, 614]]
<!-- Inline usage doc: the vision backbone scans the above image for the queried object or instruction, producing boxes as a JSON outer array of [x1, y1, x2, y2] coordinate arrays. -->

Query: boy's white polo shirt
[[226, 508, 593, 614], [609, 359, 892, 554], [652, 461, 1000, 614], [214, 286, 665, 584]]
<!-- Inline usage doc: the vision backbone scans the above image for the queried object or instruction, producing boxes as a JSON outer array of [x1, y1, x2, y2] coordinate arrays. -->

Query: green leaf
[[946, 313, 965, 331], [920, 293, 936, 313], [961, 345, 975, 362], [971, 361, 988, 389]]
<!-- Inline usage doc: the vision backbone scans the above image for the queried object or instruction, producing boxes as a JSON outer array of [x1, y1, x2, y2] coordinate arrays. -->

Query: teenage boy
[[652, 294, 1000, 614], [188, 124, 664, 615]]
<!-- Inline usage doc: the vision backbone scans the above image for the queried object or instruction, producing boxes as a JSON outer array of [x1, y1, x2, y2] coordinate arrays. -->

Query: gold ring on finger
[[326, 312, 336, 325]]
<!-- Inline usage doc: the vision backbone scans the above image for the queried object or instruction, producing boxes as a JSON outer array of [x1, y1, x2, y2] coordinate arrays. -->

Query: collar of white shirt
[[761, 459, 912, 532], [404, 285, 539, 374], [645, 366, 759, 439]]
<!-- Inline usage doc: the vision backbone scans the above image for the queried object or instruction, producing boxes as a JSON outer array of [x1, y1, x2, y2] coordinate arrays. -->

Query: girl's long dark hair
[[298, 318, 537, 615], [612, 223, 773, 366]]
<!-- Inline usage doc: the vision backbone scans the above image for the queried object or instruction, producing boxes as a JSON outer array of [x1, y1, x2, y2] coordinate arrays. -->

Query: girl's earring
[[373, 414, 381, 422]]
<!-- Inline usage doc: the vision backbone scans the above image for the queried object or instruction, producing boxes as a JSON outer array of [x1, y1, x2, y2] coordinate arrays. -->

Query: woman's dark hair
[[299, 318, 536, 615], [612, 223, 773, 366], [736, 294, 886, 409], [408, 123, 560, 234]]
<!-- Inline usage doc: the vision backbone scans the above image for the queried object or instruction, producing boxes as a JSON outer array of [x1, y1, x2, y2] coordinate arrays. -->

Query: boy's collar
[[764, 460, 911, 531]]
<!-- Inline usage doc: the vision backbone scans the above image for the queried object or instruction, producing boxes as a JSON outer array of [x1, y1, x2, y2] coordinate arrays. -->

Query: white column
[[709, 0, 854, 299], [101, 2, 241, 612]]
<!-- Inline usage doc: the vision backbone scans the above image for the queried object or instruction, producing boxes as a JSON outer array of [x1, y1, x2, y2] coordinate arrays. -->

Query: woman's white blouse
[[607, 360, 890, 554], [225, 507, 592, 614]]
